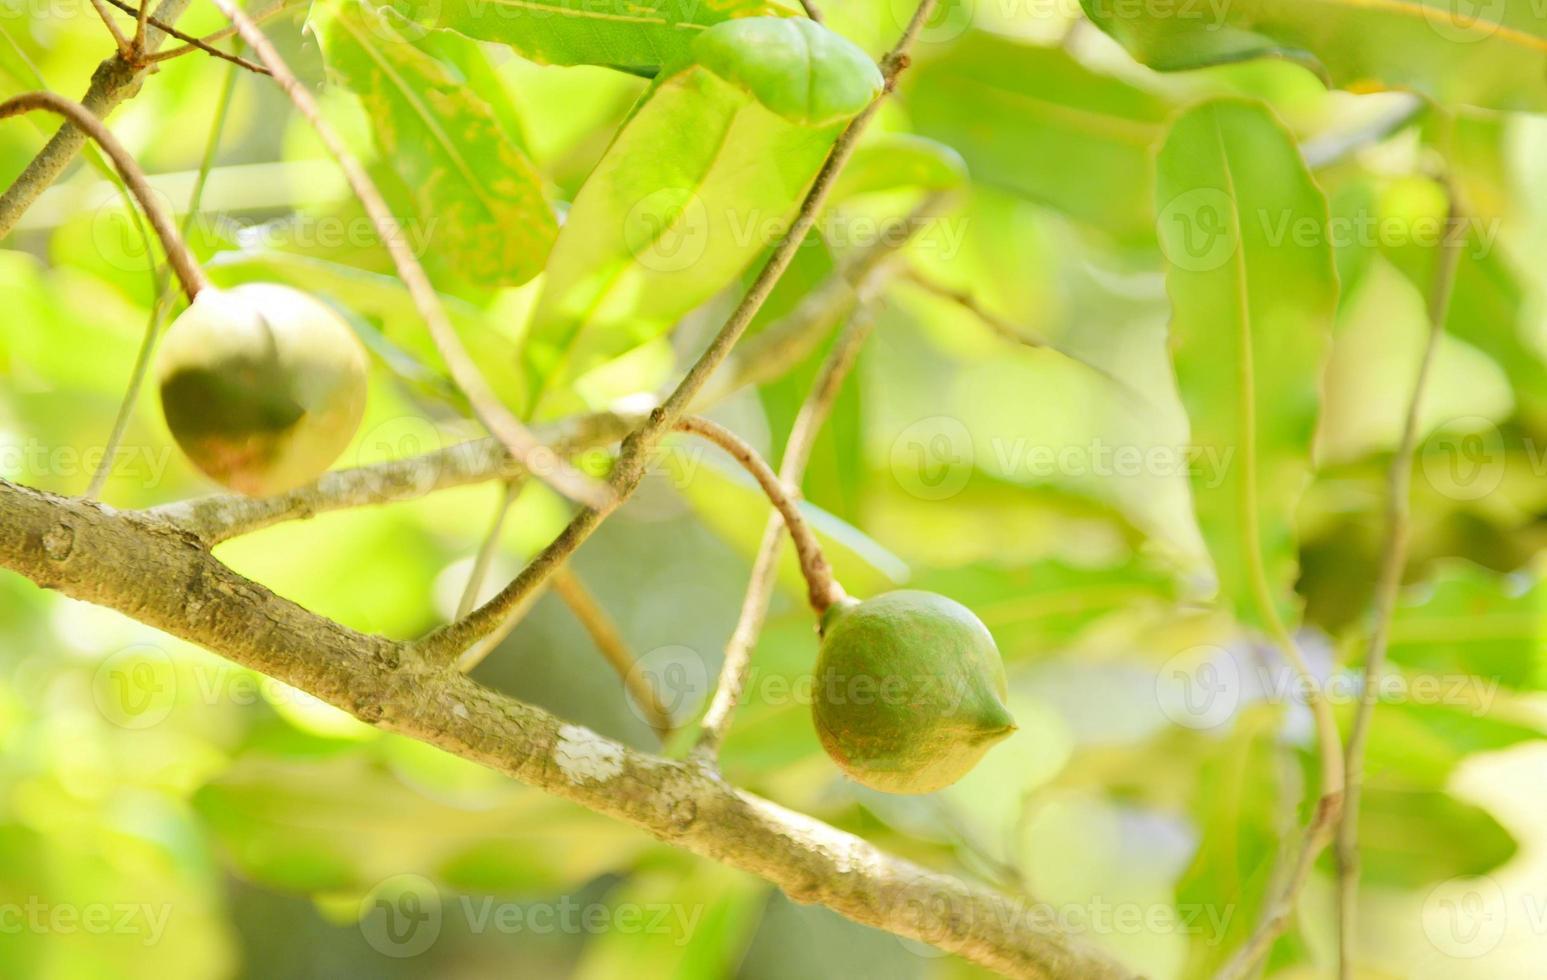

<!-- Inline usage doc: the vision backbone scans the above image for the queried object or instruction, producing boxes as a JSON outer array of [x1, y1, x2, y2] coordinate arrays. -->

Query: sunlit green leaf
[[1353, 788, 1516, 887], [1081, 0, 1547, 112], [905, 33, 1173, 243], [1388, 561, 1547, 690], [1156, 99, 1338, 630], [314, 0, 557, 287], [831, 132, 968, 201], [377, 0, 798, 74], [520, 19, 880, 417]]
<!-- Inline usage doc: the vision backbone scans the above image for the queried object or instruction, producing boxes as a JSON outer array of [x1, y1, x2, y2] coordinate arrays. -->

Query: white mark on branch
[[555, 724, 624, 784]]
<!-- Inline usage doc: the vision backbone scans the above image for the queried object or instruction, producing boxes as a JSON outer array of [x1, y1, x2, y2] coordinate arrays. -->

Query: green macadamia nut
[[157, 283, 368, 497], [812, 590, 1016, 794]]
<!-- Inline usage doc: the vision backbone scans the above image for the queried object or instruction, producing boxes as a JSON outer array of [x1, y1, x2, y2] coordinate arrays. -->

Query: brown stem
[[0, 0, 192, 238], [88, 0, 136, 58], [411, 2, 936, 665], [0, 91, 207, 299], [209, 0, 609, 511], [1333, 180, 1464, 980], [695, 306, 877, 759], [676, 416, 847, 616]]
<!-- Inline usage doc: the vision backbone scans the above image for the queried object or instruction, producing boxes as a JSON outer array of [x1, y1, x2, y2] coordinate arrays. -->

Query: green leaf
[[676, 455, 909, 601], [571, 864, 764, 978], [313, 0, 557, 287], [1156, 99, 1338, 631], [1387, 561, 1547, 690], [914, 559, 1177, 659], [1359, 700, 1543, 790], [1351, 788, 1516, 887], [1174, 706, 1286, 977], [832, 133, 968, 201], [193, 747, 645, 894], [377, 0, 798, 74], [1081, 0, 1547, 113], [519, 19, 880, 417], [904, 32, 1173, 244]]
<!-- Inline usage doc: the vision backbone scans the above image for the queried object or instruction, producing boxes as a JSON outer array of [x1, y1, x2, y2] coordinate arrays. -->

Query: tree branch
[[0, 478, 1136, 980], [416, 7, 934, 664], [145, 410, 640, 547], [0, 0, 193, 238], [0, 91, 207, 299], [699, 193, 954, 406]]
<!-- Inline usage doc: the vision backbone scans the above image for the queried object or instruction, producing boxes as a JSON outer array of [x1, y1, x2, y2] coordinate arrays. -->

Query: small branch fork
[[412, 3, 941, 666], [0, 2, 1144, 974], [93, 0, 271, 75]]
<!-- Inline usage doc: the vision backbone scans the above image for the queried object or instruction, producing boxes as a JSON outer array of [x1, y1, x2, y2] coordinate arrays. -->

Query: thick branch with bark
[[0, 477, 1136, 980]]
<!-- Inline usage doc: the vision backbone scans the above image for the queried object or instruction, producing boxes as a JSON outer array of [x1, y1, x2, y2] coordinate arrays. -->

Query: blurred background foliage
[[1, 0, 1546, 976]]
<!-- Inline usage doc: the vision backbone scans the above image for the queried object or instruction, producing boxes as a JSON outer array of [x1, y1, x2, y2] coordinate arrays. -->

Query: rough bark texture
[[0, 478, 1138, 980]]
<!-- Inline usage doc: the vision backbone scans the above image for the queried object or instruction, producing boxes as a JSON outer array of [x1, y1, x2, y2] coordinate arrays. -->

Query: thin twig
[[132, 0, 151, 53], [551, 567, 676, 739], [797, 0, 825, 21], [86, 58, 239, 500], [1333, 181, 1464, 980], [704, 192, 955, 402], [676, 416, 847, 616], [0, 91, 207, 298], [96, 0, 271, 75], [146, 0, 300, 62], [209, 0, 609, 511], [88, 0, 136, 59], [412, 2, 936, 665], [695, 306, 877, 759]]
